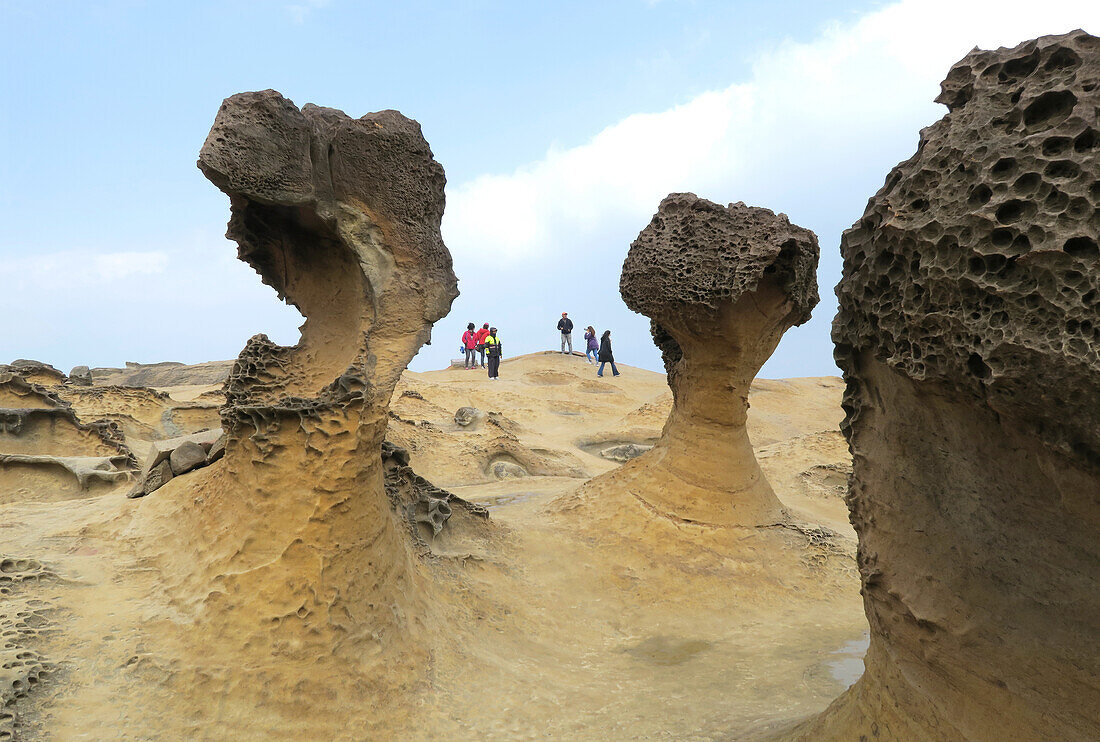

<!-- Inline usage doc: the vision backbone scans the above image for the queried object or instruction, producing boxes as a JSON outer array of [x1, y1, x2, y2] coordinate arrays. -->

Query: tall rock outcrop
[[787, 31, 1100, 741], [118, 91, 459, 734], [615, 193, 819, 525]]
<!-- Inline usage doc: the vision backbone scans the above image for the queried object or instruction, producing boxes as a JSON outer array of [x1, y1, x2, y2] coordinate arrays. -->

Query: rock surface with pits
[[785, 30, 1100, 742]]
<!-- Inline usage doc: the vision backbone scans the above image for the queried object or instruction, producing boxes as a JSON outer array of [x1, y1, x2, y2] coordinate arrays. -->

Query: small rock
[[600, 443, 653, 463], [454, 406, 482, 427], [490, 461, 527, 479], [142, 459, 174, 495], [68, 366, 93, 386], [144, 428, 224, 471], [169, 441, 207, 476], [205, 433, 226, 464]]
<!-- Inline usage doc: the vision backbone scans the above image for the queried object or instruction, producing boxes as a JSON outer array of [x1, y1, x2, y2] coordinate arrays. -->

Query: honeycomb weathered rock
[[611, 193, 819, 525], [787, 30, 1100, 742]]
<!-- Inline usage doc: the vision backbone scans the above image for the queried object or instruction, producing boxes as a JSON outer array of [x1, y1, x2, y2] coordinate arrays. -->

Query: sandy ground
[[2, 352, 866, 740]]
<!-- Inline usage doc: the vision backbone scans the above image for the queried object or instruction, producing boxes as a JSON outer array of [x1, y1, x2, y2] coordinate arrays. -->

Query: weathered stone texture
[[790, 30, 1100, 742], [610, 193, 820, 525]]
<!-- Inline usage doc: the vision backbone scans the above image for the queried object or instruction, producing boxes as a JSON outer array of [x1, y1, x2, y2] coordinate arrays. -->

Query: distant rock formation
[[0, 373, 136, 501], [127, 89, 461, 704], [786, 31, 1100, 741], [616, 193, 819, 525], [0, 360, 66, 387], [88, 360, 234, 387]]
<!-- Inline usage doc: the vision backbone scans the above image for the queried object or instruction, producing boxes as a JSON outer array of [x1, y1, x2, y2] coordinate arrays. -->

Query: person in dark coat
[[484, 327, 503, 380], [557, 312, 574, 354], [596, 330, 620, 377]]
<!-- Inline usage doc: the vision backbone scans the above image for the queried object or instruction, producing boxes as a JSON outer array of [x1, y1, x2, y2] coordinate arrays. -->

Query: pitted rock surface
[[199, 89, 458, 432], [622, 193, 819, 374], [791, 30, 1100, 742], [833, 29, 1100, 463]]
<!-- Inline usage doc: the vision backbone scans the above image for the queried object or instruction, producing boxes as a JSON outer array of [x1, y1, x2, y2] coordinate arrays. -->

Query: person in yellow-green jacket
[[484, 327, 502, 380]]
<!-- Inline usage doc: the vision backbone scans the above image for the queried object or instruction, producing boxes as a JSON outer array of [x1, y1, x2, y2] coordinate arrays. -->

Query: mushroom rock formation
[[616, 193, 820, 525], [786, 31, 1100, 741], [122, 90, 459, 725]]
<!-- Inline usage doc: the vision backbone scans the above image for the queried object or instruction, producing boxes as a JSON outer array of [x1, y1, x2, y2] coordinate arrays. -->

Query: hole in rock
[[1045, 160, 1080, 180], [1001, 49, 1039, 79], [991, 157, 1017, 179], [1023, 90, 1077, 131], [1043, 136, 1072, 156], [1063, 237, 1099, 259], [967, 353, 992, 380], [1075, 128, 1099, 152], [1012, 172, 1041, 193], [968, 185, 993, 206], [995, 200, 1033, 224], [1044, 47, 1081, 71]]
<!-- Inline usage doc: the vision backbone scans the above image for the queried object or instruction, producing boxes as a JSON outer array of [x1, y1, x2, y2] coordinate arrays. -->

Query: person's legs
[[489, 356, 499, 378], [479, 346, 486, 367], [565, 334, 573, 354], [611, 361, 620, 376], [597, 361, 606, 377], [560, 334, 566, 353], [465, 348, 474, 368]]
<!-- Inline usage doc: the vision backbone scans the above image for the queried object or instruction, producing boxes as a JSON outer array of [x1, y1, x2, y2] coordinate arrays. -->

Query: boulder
[[599, 443, 652, 463], [205, 433, 226, 464], [453, 406, 482, 427], [67, 366, 93, 386], [140, 459, 173, 496], [489, 461, 527, 479], [169, 441, 207, 476], [143, 428, 224, 472]]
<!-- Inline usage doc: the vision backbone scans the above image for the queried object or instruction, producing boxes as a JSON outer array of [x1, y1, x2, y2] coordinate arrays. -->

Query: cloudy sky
[[2, 0, 1098, 377]]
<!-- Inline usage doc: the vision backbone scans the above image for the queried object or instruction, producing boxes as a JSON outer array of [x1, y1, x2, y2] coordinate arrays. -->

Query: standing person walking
[[475, 323, 490, 368], [584, 326, 599, 364], [557, 312, 574, 354], [484, 327, 503, 380], [596, 330, 621, 377], [461, 323, 478, 369]]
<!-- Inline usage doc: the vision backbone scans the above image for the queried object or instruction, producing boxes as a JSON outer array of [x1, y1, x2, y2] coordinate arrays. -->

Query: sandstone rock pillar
[[619, 194, 819, 525], [188, 90, 458, 664], [786, 31, 1100, 741]]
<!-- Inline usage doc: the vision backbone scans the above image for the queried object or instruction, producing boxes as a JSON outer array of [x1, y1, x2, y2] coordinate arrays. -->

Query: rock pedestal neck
[[181, 90, 458, 670], [619, 193, 819, 525], [787, 31, 1100, 741]]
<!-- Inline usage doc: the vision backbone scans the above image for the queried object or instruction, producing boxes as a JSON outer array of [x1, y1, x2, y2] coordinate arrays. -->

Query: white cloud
[[286, 0, 330, 24], [443, 0, 1100, 269]]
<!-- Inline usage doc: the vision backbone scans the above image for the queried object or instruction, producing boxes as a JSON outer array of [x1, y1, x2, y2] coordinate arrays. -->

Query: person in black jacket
[[557, 312, 574, 354], [484, 327, 503, 380], [596, 330, 620, 377]]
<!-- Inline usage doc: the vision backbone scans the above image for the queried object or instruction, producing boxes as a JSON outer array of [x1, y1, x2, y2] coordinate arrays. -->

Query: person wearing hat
[[484, 327, 503, 380], [556, 312, 574, 354]]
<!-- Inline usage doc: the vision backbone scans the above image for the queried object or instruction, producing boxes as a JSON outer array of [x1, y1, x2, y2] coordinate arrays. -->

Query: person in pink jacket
[[461, 323, 479, 369]]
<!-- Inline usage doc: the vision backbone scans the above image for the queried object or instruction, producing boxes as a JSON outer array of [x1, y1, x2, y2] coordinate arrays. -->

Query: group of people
[[557, 312, 620, 377], [461, 323, 504, 379], [459, 312, 620, 379]]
